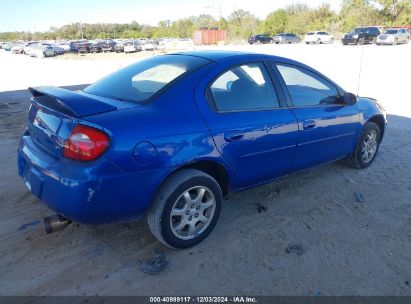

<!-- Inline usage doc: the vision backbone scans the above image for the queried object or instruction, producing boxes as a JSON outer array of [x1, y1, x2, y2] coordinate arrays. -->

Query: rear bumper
[[17, 134, 169, 224]]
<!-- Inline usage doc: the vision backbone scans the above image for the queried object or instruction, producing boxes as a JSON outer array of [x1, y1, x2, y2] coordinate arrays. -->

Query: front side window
[[210, 62, 279, 112], [84, 55, 209, 104], [276, 64, 340, 107]]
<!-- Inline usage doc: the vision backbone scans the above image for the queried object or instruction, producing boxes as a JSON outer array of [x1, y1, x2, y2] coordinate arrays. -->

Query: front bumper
[[342, 37, 359, 44], [376, 39, 394, 45], [17, 134, 169, 224]]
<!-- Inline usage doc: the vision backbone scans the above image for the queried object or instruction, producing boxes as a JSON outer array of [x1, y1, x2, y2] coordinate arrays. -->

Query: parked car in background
[[123, 40, 142, 53], [58, 43, 71, 52], [304, 31, 334, 44], [101, 39, 116, 52], [273, 33, 301, 44], [11, 43, 25, 54], [342, 26, 382, 45], [248, 34, 273, 44], [50, 44, 65, 55], [115, 41, 125, 53], [89, 41, 103, 53], [141, 40, 157, 51], [69, 40, 90, 53], [376, 28, 410, 45], [30, 44, 58, 58], [17, 51, 386, 249], [3, 43, 13, 51], [23, 42, 40, 55]]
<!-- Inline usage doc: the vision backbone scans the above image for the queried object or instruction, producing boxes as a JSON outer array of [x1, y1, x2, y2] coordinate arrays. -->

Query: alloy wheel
[[170, 186, 216, 240], [361, 130, 378, 163]]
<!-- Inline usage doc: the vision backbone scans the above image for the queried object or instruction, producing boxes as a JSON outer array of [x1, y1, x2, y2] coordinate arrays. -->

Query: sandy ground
[[0, 43, 410, 296]]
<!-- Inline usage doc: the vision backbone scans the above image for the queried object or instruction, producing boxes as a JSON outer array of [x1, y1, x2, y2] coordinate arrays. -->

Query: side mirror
[[343, 92, 357, 105]]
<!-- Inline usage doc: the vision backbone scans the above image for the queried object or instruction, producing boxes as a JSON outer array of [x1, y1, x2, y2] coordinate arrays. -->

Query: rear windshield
[[84, 55, 210, 104], [385, 29, 398, 34]]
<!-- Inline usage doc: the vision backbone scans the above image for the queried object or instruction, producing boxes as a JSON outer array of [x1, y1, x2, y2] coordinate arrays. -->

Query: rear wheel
[[348, 122, 381, 169], [147, 169, 222, 249]]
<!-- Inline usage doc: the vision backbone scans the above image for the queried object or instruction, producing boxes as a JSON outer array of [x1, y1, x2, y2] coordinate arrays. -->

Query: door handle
[[224, 132, 244, 142], [302, 120, 316, 130]]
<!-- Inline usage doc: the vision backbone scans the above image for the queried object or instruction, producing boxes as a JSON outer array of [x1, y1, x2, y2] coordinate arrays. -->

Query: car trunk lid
[[27, 86, 130, 158]]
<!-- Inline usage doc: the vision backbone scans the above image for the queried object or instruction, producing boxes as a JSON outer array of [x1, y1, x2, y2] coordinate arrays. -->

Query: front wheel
[[348, 122, 381, 169], [147, 169, 222, 249], [330, 38, 334, 44]]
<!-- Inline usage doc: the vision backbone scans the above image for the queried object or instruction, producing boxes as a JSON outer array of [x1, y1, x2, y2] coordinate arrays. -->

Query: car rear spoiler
[[28, 86, 117, 118]]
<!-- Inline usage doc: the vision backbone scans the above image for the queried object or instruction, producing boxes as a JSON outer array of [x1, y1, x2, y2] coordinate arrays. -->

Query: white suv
[[305, 31, 334, 44]]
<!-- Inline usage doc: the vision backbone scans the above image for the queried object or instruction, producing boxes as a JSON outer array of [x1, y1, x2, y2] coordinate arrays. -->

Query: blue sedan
[[17, 51, 386, 248]]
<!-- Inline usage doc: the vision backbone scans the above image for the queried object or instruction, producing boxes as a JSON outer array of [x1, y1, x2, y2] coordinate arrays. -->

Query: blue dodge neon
[[17, 51, 386, 248]]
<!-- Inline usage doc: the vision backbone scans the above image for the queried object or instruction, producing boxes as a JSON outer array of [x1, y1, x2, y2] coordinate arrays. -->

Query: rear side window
[[84, 55, 209, 104], [209, 62, 279, 112], [276, 64, 340, 107]]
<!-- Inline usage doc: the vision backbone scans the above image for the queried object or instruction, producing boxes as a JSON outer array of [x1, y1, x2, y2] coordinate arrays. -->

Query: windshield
[[385, 29, 399, 34], [352, 28, 366, 34], [84, 55, 210, 104]]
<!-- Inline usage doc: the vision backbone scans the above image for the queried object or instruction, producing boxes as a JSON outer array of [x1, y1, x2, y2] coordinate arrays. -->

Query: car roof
[[170, 50, 302, 65]]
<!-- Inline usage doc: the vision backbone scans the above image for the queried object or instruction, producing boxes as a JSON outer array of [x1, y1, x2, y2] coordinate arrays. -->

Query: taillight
[[63, 125, 110, 161]]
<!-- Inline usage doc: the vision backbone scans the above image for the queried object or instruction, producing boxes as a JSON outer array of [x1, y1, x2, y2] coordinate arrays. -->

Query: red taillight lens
[[63, 125, 110, 161]]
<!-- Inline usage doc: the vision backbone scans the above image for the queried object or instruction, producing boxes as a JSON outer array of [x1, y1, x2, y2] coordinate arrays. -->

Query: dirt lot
[[0, 43, 410, 296]]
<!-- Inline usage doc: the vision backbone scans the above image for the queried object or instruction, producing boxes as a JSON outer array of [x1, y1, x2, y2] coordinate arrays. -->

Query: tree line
[[1, 0, 410, 41]]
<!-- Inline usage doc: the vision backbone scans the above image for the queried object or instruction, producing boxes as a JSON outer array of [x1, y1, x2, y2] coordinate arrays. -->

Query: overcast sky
[[0, 0, 344, 32]]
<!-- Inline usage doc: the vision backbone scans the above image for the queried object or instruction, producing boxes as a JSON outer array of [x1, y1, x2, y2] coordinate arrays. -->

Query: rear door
[[194, 60, 298, 189], [272, 62, 361, 171]]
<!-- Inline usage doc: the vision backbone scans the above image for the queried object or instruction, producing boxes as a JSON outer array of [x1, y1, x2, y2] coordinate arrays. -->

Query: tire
[[358, 38, 364, 45], [43, 52, 46, 58], [393, 38, 398, 45], [405, 38, 409, 44], [316, 38, 321, 44], [343, 42, 347, 45], [54, 52, 57, 56], [348, 122, 381, 169], [147, 169, 222, 249]]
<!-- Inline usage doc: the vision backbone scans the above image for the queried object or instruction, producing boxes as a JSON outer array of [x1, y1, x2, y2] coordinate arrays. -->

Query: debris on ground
[[256, 203, 267, 213], [137, 248, 169, 274], [302, 220, 312, 230], [18, 220, 41, 231], [286, 244, 305, 256], [354, 192, 365, 203]]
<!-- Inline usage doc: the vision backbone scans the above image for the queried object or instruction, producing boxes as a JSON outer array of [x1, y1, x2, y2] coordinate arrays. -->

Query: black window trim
[[205, 60, 287, 114], [271, 61, 348, 109]]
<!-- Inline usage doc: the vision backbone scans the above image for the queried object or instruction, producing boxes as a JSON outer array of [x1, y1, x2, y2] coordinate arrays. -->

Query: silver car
[[273, 33, 301, 44], [30, 44, 59, 58], [376, 28, 410, 45]]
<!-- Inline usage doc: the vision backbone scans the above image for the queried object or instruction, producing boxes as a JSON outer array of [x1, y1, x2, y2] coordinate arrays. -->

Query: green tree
[[260, 9, 288, 35], [227, 9, 260, 39]]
